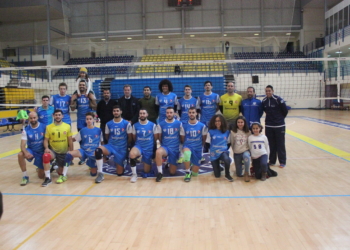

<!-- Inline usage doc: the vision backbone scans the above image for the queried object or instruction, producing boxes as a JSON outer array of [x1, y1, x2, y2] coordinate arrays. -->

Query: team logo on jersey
[[29, 134, 33, 138], [202, 100, 205, 103], [148, 130, 151, 133], [122, 128, 125, 132], [213, 136, 216, 139], [84, 135, 87, 138], [137, 130, 140, 133], [197, 130, 201, 134], [170, 100, 173, 102], [64, 131, 67, 134], [41, 133, 44, 136], [102, 153, 216, 178], [95, 134, 99, 138], [175, 128, 178, 131], [163, 129, 166, 132]]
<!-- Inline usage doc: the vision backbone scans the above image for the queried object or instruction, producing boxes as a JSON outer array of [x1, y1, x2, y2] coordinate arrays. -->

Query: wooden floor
[[1, 110, 350, 250]]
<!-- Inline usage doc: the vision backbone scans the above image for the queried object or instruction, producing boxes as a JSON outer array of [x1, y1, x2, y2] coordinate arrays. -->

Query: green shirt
[[139, 96, 158, 123]]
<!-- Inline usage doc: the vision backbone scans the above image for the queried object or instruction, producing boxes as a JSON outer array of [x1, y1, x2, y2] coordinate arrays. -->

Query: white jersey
[[248, 134, 270, 159]]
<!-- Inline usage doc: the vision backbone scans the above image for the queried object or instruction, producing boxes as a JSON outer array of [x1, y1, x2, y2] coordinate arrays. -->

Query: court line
[[286, 129, 350, 162], [12, 183, 96, 250], [3, 193, 350, 199]]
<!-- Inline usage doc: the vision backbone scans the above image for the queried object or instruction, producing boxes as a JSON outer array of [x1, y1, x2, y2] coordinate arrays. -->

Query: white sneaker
[[130, 174, 138, 183]]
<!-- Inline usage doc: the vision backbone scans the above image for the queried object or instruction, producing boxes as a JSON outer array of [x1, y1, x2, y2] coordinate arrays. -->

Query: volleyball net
[[0, 57, 349, 110]]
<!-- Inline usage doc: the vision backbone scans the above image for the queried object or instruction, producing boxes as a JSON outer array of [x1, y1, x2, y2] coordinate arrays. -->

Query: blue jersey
[[198, 92, 220, 124], [155, 92, 178, 122], [132, 121, 157, 150], [178, 97, 199, 124], [75, 127, 102, 157], [183, 121, 208, 150], [50, 94, 71, 124], [76, 94, 92, 122], [157, 119, 182, 152], [21, 122, 46, 153], [37, 106, 54, 125], [105, 119, 132, 148], [207, 129, 230, 161]]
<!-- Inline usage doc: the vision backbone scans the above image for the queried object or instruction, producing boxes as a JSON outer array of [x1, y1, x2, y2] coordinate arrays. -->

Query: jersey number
[[190, 130, 197, 137], [253, 144, 262, 150]]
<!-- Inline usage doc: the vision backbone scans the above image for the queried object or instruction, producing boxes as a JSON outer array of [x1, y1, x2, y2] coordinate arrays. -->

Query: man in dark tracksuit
[[241, 86, 263, 128], [96, 89, 118, 144], [262, 85, 288, 168], [138, 86, 159, 124], [118, 84, 140, 125]]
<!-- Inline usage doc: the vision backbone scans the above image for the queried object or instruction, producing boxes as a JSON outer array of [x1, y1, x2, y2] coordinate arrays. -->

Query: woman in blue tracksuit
[[262, 85, 288, 168]]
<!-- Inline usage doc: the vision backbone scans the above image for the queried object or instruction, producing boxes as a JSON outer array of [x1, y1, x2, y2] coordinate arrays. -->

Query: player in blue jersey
[[129, 109, 157, 183], [182, 107, 208, 182], [177, 85, 200, 124], [206, 114, 233, 181], [197, 81, 220, 126], [70, 79, 97, 132], [155, 79, 178, 123], [36, 95, 54, 125], [64, 112, 103, 178], [17, 112, 47, 186], [94, 105, 132, 183], [154, 107, 183, 182], [50, 82, 72, 126]]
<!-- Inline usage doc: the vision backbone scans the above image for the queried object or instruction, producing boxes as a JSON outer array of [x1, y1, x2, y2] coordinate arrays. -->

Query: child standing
[[248, 122, 270, 181], [75, 67, 93, 96]]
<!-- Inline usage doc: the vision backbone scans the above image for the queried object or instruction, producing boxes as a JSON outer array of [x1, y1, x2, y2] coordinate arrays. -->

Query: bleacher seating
[[232, 52, 320, 72], [0, 59, 34, 78], [54, 56, 134, 77], [136, 53, 227, 73]]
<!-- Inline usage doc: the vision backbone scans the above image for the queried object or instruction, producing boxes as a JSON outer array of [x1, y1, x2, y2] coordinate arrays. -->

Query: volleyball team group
[[18, 68, 288, 187]]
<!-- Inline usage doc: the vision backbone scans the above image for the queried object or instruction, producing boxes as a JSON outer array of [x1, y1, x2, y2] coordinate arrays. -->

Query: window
[[345, 6, 349, 27]]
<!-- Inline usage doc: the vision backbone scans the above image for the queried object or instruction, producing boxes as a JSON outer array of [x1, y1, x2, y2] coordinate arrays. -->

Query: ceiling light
[[158, 36, 163, 38], [101, 38, 106, 41], [254, 33, 259, 36], [223, 34, 227, 37], [335, 51, 342, 53], [127, 37, 132, 40], [286, 33, 291, 35], [327, 55, 331, 57], [190, 35, 195, 37]]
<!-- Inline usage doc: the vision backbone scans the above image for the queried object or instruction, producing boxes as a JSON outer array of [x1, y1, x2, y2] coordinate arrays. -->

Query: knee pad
[[43, 153, 51, 164], [95, 148, 103, 160], [65, 153, 73, 164], [130, 158, 137, 167], [116, 170, 125, 176], [183, 151, 191, 162]]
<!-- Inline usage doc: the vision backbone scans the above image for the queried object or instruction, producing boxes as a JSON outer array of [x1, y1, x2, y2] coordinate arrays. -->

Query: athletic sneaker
[[130, 174, 138, 183], [156, 173, 163, 182], [42, 177, 52, 187], [225, 174, 234, 182], [50, 163, 58, 173], [268, 162, 275, 166], [261, 172, 267, 181], [177, 157, 184, 164], [78, 160, 86, 165], [95, 172, 104, 183], [56, 175, 67, 184], [20, 176, 29, 186], [184, 172, 192, 182], [279, 164, 286, 168]]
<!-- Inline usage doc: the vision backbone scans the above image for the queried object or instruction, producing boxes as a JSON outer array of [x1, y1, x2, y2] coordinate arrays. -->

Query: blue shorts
[[103, 144, 127, 167], [78, 149, 96, 168], [77, 119, 87, 130], [162, 146, 179, 166], [183, 145, 202, 166], [26, 148, 44, 169], [134, 145, 153, 165]]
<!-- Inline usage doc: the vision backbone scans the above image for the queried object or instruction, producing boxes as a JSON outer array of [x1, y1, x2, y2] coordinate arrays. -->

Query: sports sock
[[96, 159, 103, 173], [22, 171, 28, 177], [131, 166, 137, 175], [157, 165, 163, 174], [63, 166, 69, 176], [44, 170, 50, 179]]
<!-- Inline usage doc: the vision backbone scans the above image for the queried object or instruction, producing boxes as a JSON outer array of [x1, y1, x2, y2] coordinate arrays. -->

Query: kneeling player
[[18, 112, 46, 185], [129, 109, 157, 183], [155, 107, 183, 182], [64, 112, 103, 177], [42, 110, 73, 186], [182, 107, 208, 182], [94, 105, 132, 183]]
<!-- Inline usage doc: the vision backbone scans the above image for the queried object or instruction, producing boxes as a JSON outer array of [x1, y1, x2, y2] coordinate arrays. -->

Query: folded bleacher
[[136, 53, 227, 73], [54, 56, 134, 77], [232, 52, 319, 72]]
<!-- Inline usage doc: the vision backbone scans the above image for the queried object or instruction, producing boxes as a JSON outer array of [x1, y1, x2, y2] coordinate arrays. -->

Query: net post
[[337, 57, 340, 102]]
